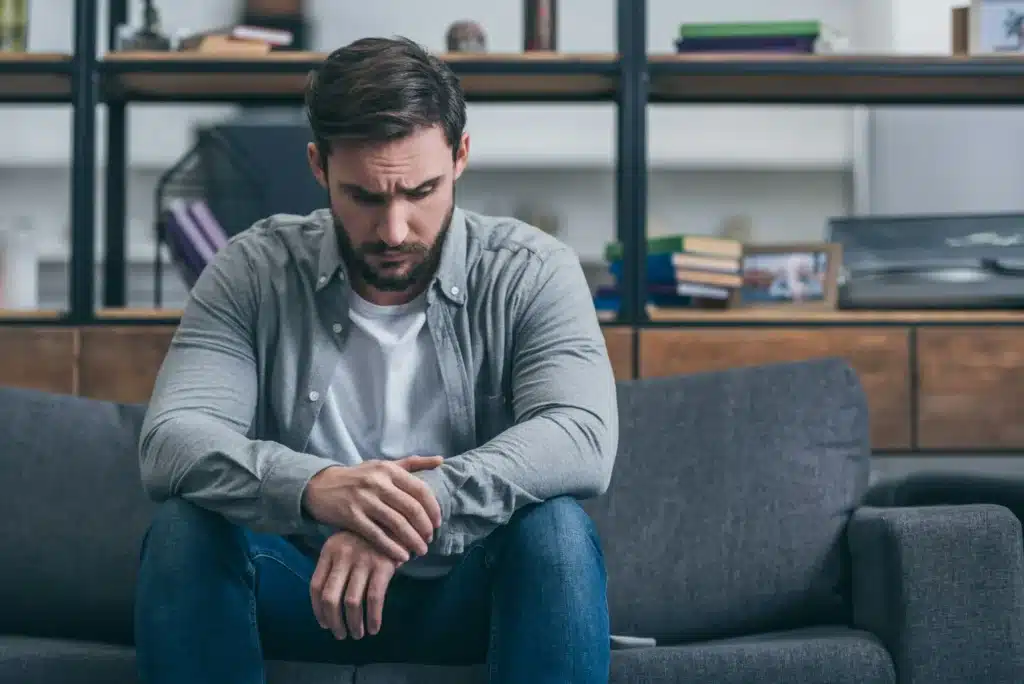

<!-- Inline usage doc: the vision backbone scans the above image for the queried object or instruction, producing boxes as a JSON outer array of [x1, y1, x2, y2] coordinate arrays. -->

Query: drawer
[[639, 328, 912, 450]]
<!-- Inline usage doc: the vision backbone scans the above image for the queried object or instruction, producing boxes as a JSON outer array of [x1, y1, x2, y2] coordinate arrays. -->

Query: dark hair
[[304, 36, 467, 164]]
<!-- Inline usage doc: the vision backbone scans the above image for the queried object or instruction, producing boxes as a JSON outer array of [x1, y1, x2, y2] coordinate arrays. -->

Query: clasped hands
[[301, 455, 444, 640]]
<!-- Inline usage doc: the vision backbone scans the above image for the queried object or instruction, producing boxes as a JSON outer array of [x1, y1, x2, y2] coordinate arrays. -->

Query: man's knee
[[141, 498, 248, 576], [502, 496, 603, 572]]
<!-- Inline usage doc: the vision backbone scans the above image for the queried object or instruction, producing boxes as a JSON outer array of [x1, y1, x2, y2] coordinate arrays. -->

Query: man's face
[[308, 126, 469, 301]]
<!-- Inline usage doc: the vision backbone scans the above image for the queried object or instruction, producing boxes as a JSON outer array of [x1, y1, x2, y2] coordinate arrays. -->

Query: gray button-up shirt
[[139, 207, 619, 556]]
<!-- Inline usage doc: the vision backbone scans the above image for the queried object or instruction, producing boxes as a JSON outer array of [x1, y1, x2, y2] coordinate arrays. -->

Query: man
[[134, 36, 619, 684]]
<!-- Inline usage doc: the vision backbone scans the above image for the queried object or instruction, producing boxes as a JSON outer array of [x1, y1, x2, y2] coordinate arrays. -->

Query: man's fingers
[[379, 483, 436, 543], [365, 563, 394, 637], [343, 562, 370, 640], [390, 469, 443, 529], [366, 497, 429, 556], [349, 511, 411, 563], [322, 561, 350, 640], [309, 554, 332, 630], [395, 455, 444, 472]]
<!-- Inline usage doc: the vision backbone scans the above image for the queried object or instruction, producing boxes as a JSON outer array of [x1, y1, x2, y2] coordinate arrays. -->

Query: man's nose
[[377, 203, 409, 246]]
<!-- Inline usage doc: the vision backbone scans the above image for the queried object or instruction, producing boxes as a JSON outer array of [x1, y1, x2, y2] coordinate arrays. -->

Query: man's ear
[[453, 133, 470, 180], [307, 142, 328, 189]]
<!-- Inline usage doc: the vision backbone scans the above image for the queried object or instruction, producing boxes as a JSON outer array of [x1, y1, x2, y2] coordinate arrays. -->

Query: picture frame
[[731, 242, 842, 310]]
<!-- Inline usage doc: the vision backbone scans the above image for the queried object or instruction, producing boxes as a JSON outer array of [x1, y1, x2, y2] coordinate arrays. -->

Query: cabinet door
[[639, 328, 912, 450], [602, 326, 634, 381], [78, 327, 176, 404], [917, 327, 1024, 450], [0, 328, 77, 395]]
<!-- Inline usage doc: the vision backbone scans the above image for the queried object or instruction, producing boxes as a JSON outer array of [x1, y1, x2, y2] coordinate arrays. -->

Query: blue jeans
[[134, 495, 610, 683]]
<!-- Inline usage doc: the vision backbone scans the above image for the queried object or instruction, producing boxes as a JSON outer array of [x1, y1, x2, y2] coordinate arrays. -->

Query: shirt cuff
[[261, 451, 340, 535], [415, 466, 455, 525]]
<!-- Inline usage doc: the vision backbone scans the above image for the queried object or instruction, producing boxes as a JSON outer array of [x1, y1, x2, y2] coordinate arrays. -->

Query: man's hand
[[302, 456, 444, 562], [310, 530, 397, 640]]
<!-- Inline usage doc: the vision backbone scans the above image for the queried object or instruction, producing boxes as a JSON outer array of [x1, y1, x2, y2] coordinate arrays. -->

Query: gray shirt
[[138, 207, 619, 556]]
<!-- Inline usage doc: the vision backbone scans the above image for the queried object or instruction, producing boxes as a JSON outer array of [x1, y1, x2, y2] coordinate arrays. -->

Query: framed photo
[[731, 243, 842, 309]]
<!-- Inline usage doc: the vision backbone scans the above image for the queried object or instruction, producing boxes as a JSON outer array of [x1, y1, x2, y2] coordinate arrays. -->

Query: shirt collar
[[315, 206, 468, 306]]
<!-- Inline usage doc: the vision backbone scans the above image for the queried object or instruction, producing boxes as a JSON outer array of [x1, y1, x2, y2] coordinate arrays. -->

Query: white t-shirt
[[306, 290, 458, 578]]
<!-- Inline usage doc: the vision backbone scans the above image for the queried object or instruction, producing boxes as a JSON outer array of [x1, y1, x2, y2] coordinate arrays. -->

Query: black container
[[524, 0, 557, 51]]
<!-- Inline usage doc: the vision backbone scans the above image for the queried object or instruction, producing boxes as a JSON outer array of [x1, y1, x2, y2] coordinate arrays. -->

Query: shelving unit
[[2, 0, 1023, 331]]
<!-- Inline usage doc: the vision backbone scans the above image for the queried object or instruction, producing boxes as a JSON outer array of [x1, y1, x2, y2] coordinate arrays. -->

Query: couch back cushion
[[583, 358, 870, 644], [0, 387, 151, 644]]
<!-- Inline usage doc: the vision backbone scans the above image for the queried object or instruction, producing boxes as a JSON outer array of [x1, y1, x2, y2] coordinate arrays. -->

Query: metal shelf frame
[[7, 0, 1024, 361]]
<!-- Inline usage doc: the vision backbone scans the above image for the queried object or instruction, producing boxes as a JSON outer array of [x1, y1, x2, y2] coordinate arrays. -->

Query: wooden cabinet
[[0, 328, 77, 395], [4, 316, 1024, 452], [77, 327, 176, 404], [639, 328, 913, 450], [602, 326, 634, 381], [917, 327, 1024, 450]]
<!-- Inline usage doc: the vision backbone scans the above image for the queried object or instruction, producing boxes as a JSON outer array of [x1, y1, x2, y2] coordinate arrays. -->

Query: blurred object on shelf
[[0, 216, 38, 310], [674, 20, 848, 55], [732, 243, 841, 311], [116, 0, 171, 51], [0, 0, 28, 53], [953, 6, 970, 54], [176, 25, 293, 54], [514, 205, 561, 238], [596, 234, 744, 319], [153, 130, 266, 304], [719, 214, 753, 244], [245, 0, 302, 15], [446, 20, 488, 53], [524, 0, 557, 51], [967, 0, 1024, 54], [829, 212, 1024, 310]]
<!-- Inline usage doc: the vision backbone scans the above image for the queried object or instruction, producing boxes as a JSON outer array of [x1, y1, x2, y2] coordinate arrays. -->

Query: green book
[[678, 20, 821, 39], [604, 234, 743, 263]]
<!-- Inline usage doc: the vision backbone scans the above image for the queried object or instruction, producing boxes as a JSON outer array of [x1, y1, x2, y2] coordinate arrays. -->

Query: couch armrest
[[848, 504, 1024, 684]]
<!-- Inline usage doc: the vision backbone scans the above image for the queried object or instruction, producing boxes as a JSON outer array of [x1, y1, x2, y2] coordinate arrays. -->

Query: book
[[608, 252, 740, 284], [675, 35, 818, 53], [604, 235, 742, 263], [676, 269, 743, 289], [678, 20, 822, 39]]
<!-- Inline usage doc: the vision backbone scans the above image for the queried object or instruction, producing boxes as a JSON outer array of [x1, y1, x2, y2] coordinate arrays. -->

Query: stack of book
[[594, 234, 743, 320], [673, 20, 846, 54]]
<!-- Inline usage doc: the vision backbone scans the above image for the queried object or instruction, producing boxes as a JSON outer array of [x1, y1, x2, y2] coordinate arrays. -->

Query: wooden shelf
[[101, 51, 619, 103], [645, 308, 1024, 325], [0, 309, 63, 321], [95, 307, 183, 321], [0, 53, 72, 102], [649, 54, 1024, 104]]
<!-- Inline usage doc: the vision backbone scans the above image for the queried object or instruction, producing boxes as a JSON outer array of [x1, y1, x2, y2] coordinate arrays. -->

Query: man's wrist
[[414, 467, 454, 525]]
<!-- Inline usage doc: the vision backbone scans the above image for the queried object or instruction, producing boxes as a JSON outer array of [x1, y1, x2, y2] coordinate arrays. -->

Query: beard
[[333, 201, 453, 293]]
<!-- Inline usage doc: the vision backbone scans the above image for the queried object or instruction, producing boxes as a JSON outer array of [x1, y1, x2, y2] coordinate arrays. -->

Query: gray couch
[[2, 357, 1023, 683]]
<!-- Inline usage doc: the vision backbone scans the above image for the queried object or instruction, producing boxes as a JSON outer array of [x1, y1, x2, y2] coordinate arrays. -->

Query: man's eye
[[407, 187, 434, 200]]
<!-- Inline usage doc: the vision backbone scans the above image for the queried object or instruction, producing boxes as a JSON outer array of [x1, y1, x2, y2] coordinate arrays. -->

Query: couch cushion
[[583, 359, 870, 643], [354, 627, 894, 684], [0, 387, 151, 644], [0, 636, 356, 684]]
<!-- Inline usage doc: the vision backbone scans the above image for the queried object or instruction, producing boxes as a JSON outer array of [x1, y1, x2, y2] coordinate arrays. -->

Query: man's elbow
[[137, 417, 179, 503], [568, 408, 617, 499]]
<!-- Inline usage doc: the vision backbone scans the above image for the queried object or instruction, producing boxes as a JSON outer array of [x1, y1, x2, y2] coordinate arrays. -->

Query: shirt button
[[308, 390, 320, 402], [450, 286, 460, 296], [332, 323, 342, 333], [317, 275, 327, 285]]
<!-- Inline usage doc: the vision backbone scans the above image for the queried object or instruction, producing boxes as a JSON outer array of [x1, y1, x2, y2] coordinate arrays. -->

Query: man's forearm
[[416, 405, 616, 555], [140, 411, 339, 535]]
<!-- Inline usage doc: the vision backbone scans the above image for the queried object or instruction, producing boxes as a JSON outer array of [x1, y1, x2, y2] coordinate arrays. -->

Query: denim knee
[[500, 496, 604, 572], [140, 498, 250, 581]]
